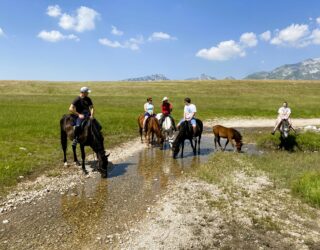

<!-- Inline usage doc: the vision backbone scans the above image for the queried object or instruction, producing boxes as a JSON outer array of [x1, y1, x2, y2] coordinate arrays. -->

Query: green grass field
[[1, 80, 320, 193]]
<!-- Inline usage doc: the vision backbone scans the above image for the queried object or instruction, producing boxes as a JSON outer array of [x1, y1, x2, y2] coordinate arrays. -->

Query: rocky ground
[[121, 170, 320, 249]]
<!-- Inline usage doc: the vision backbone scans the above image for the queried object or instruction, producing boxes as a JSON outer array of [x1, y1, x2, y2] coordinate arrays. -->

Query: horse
[[212, 125, 243, 152], [279, 119, 290, 139], [138, 114, 164, 147], [60, 114, 109, 177], [156, 113, 175, 148], [172, 119, 203, 158]]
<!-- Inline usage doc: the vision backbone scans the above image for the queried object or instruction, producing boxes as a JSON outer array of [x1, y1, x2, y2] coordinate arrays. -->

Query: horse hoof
[[75, 161, 81, 166], [64, 162, 68, 167], [83, 170, 89, 175]]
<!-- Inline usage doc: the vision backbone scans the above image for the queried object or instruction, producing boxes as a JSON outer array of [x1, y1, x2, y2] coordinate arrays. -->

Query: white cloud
[[240, 32, 258, 47], [58, 6, 99, 32], [196, 40, 245, 61], [47, 5, 61, 17], [260, 30, 271, 41], [99, 36, 143, 50], [0, 27, 4, 37], [99, 38, 123, 48], [111, 25, 124, 36], [317, 17, 320, 24], [270, 24, 310, 47], [148, 32, 176, 41], [38, 30, 79, 42], [311, 29, 320, 44]]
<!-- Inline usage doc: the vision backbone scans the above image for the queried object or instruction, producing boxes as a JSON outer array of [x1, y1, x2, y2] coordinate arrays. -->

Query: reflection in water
[[0, 134, 260, 249], [60, 180, 108, 242]]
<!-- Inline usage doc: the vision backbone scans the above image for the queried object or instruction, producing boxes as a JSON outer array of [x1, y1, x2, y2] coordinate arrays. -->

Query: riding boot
[[171, 118, 177, 131], [72, 126, 80, 146]]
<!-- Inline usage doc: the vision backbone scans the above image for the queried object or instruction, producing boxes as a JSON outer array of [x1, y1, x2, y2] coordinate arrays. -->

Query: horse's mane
[[232, 128, 242, 141], [88, 119, 105, 153]]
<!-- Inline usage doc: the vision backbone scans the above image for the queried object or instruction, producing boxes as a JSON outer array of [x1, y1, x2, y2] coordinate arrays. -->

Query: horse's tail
[[60, 115, 68, 152]]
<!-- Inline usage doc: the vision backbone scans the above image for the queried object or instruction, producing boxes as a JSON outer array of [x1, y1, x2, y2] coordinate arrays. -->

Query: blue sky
[[1, 0, 320, 80]]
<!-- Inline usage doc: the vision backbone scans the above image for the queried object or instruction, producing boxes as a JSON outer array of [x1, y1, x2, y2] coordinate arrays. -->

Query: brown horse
[[138, 114, 164, 147], [60, 114, 109, 177], [213, 125, 243, 152]]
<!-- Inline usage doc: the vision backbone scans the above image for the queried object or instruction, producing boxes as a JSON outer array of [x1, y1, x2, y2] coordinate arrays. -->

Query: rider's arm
[[69, 104, 80, 116], [90, 105, 94, 118], [144, 103, 148, 112]]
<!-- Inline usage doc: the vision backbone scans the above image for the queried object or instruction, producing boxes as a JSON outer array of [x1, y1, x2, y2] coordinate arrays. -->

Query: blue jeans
[[178, 118, 196, 126]]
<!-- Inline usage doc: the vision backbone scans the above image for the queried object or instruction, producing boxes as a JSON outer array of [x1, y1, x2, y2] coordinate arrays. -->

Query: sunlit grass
[[1, 80, 320, 192]]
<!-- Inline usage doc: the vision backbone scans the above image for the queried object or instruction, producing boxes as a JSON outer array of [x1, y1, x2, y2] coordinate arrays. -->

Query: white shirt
[[144, 102, 154, 115], [278, 107, 291, 120], [184, 104, 197, 120]]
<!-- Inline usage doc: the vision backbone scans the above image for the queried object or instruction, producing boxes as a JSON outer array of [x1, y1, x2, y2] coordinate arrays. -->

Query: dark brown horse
[[213, 125, 243, 152], [60, 115, 109, 177], [138, 114, 164, 147], [172, 119, 203, 158]]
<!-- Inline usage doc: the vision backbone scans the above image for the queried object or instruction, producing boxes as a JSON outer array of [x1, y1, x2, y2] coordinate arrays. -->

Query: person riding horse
[[158, 97, 176, 131], [271, 101, 295, 135], [177, 97, 197, 136], [142, 97, 154, 132], [69, 87, 94, 146]]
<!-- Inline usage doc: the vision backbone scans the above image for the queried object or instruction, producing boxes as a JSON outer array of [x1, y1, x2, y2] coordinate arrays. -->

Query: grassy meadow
[[1, 80, 320, 193]]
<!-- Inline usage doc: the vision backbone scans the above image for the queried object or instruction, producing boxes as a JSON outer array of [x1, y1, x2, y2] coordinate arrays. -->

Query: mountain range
[[185, 73, 216, 80], [245, 58, 320, 80], [122, 74, 169, 81]]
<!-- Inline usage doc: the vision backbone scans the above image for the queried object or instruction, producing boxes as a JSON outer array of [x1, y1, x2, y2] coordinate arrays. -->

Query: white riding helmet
[[162, 96, 168, 101], [80, 86, 91, 93]]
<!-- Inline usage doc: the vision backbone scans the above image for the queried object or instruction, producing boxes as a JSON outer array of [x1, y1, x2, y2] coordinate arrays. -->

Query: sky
[[1, 0, 320, 81]]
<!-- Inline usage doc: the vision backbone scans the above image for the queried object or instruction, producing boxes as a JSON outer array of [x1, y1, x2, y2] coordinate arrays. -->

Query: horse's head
[[172, 125, 186, 158], [281, 119, 290, 138], [97, 151, 109, 178], [236, 141, 243, 152]]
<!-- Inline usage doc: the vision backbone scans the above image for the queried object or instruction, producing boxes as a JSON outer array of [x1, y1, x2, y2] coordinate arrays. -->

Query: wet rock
[[2, 219, 9, 224]]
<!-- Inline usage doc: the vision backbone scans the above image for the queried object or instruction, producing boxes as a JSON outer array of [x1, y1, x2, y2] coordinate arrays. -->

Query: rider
[[142, 97, 154, 132], [159, 97, 176, 131], [69, 87, 94, 146], [271, 101, 292, 135], [176, 97, 197, 135]]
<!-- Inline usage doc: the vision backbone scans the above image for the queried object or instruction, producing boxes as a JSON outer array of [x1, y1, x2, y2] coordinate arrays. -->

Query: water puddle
[[0, 133, 258, 249]]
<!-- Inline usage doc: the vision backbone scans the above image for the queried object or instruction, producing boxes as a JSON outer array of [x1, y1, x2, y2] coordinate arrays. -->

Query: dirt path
[[205, 117, 320, 128]]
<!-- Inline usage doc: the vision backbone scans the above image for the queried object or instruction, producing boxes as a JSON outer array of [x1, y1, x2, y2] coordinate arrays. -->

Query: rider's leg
[[72, 117, 82, 146], [159, 115, 164, 129], [191, 119, 197, 136], [170, 115, 177, 130], [272, 118, 281, 135], [142, 114, 149, 132]]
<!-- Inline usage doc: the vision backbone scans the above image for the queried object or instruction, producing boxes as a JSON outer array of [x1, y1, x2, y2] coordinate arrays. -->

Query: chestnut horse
[[138, 114, 164, 147], [60, 115, 109, 177], [213, 125, 243, 152]]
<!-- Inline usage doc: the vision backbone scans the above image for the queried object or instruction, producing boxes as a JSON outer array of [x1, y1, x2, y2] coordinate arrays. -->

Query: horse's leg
[[80, 144, 88, 175], [193, 138, 197, 155], [214, 136, 217, 151], [61, 129, 68, 166], [223, 139, 229, 151], [230, 137, 236, 152], [139, 126, 143, 143], [72, 144, 81, 166], [217, 136, 223, 151], [198, 135, 201, 154], [181, 141, 184, 158]]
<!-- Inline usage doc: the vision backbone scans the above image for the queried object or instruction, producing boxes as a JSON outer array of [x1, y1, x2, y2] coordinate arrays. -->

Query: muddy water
[[0, 133, 257, 249]]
